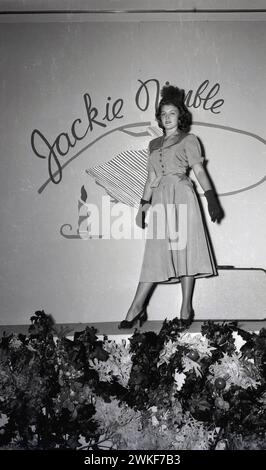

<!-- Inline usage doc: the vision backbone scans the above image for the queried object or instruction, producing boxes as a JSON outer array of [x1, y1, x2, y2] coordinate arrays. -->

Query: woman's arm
[[191, 162, 212, 192], [135, 168, 156, 229], [141, 168, 156, 202]]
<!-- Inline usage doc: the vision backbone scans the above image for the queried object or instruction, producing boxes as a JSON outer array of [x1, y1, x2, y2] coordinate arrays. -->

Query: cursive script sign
[[31, 78, 224, 190]]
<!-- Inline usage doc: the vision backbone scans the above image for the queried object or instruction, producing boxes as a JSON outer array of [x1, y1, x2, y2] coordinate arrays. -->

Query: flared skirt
[[139, 175, 217, 284]]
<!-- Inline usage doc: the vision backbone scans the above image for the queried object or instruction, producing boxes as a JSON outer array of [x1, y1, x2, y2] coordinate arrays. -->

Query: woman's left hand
[[205, 190, 224, 223]]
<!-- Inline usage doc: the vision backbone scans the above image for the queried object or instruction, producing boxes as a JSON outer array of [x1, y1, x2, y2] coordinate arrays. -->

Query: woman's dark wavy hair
[[155, 85, 192, 133]]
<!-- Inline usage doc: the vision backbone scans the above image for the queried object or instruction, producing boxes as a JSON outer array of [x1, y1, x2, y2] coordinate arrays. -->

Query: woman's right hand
[[135, 206, 149, 229], [135, 198, 151, 229], [135, 208, 146, 229]]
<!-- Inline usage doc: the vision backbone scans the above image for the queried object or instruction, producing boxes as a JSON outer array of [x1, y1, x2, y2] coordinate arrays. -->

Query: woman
[[118, 85, 223, 331]]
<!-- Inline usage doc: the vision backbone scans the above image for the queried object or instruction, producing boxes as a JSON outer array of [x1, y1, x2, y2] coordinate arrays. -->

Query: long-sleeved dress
[[139, 131, 217, 284]]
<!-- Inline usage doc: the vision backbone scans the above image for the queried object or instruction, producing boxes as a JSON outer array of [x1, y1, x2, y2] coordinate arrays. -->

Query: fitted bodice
[[146, 132, 203, 187]]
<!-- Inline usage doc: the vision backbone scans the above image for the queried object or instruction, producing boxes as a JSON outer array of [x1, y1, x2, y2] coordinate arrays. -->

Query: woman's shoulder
[[182, 132, 203, 162], [183, 132, 199, 143], [181, 132, 202, 151]]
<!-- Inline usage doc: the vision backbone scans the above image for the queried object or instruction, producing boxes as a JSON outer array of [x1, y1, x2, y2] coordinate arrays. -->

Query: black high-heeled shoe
[[176, 310, 195, 332], [118, 308, 148, 329]]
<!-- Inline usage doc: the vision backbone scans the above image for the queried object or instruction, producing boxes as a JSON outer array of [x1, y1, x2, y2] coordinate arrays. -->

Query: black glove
[[204, 190, 223, 223], [136, 198, 151, 229]]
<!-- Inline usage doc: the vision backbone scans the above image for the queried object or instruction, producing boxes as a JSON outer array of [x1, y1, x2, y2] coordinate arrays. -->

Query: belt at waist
[[150, 173, 187, 188]]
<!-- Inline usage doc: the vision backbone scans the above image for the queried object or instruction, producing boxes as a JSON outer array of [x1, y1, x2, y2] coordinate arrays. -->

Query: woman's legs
[[124, 281, 155, 321], [180, 276, 195, 319]]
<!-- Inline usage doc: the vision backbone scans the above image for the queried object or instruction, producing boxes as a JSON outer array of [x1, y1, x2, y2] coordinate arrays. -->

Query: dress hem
[[139, 271, 218, 284]]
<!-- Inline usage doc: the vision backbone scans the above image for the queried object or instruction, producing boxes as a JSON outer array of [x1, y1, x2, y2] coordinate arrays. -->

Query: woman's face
[[160, 104, 179, 132]]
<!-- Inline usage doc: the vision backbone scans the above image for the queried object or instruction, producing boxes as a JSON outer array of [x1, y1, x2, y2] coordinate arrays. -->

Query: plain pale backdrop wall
[[0, 14, 265, 325]]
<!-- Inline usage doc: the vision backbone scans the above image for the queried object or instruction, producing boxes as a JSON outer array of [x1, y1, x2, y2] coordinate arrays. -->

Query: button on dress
[[139, 132, 217, 284]]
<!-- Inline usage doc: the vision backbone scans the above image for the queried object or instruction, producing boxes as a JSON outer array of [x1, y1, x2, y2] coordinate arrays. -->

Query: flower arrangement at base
[[0, 311, 265, 450]]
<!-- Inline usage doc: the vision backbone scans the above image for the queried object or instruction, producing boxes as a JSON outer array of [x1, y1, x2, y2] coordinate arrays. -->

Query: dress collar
[[149, 132, 187, 152], [161, 131, 186, 149]]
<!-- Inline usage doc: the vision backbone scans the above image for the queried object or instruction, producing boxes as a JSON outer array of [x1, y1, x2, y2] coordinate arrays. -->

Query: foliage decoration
[[0, 310, 265, 450]]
